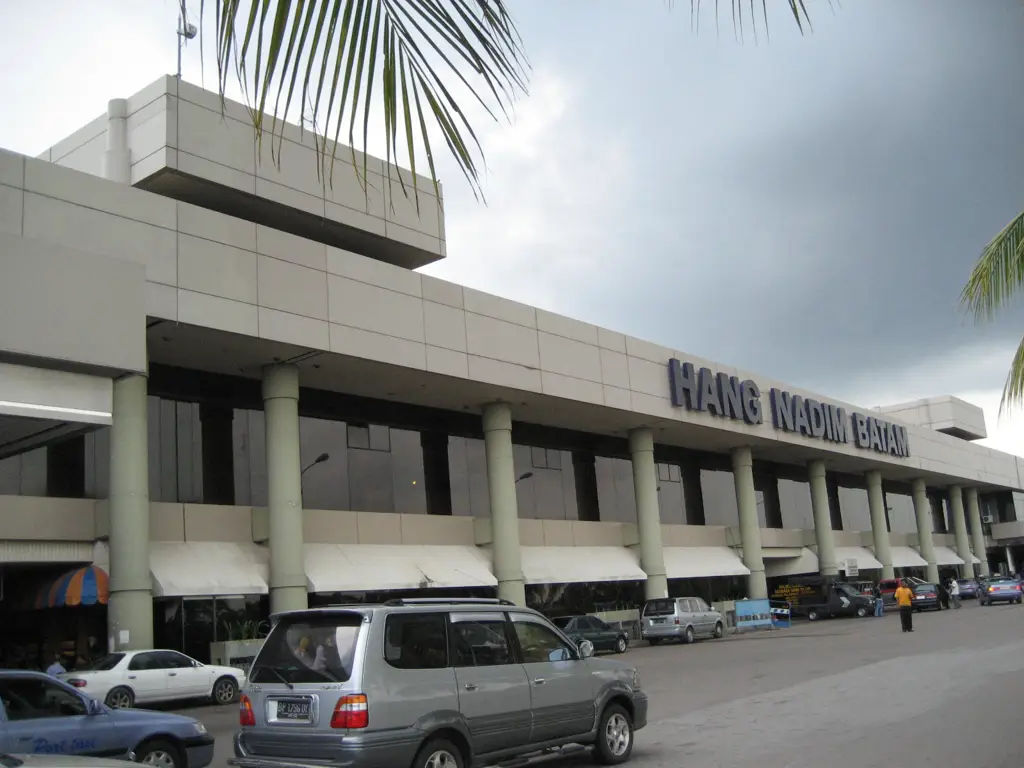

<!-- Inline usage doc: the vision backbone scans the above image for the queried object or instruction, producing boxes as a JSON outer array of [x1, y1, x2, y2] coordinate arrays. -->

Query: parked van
[[231, 598, 648, 768], [640, 597, 724, 645]]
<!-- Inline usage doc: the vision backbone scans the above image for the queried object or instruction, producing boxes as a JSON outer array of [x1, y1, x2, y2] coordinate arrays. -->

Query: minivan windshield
[[643, 599, 675, 616], [250, 613, 363, 685]]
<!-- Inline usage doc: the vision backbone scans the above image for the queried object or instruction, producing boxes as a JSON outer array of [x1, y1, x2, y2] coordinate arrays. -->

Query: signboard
[[844, 559, 859, 578], [734, 598, 773, 631], [667, 358, 911, 458]]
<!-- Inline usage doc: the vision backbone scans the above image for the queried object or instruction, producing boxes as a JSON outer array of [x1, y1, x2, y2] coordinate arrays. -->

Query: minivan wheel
[[807, 609, 820, 621], [713, 622, 724, 639], [593, 704, 634, 765], [412, 738, 463, 768], [615, 637, 628, 654], [683, 626, 695, 644], [855, 606, 869, 618]]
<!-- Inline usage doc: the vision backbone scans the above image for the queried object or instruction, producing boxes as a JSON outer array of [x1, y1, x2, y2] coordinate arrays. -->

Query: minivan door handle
[[463, 683, 478, 691], [533, 678, 546, 686]]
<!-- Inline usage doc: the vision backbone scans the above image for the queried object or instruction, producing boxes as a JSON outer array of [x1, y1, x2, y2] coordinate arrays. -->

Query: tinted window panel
[[450, 620, 511, 667], [384, 613, 448, 669]]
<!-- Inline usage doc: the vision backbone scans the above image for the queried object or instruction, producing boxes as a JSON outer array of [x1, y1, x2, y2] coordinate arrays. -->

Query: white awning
[[931, 546, 965, 566], [150, 542, 269, 597], [761, 547, 806, 559], [970, 553, 982, 565], [765, 548, 818, 578], [889, 546, 928, 568], [305, 544, 496, 593], [835, 546, 883, 571], [663, 546, 750, 579], [520, 546, 646, 585]]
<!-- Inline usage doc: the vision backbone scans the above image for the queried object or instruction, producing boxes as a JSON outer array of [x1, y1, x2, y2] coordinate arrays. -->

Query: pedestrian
[[895, 579, 914, 633], [937, 580, 949, 610], [45, 653, 66, 677], [873, 583, 885, 617], [949, 577, 961, 609]]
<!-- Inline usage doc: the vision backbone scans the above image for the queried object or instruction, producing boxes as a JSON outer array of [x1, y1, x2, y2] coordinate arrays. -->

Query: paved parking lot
[[177, 600, 1024, 768]]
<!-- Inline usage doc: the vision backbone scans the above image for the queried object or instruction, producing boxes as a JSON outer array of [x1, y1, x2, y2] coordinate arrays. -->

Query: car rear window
[[913, 584, 935, 593], [81, 653, 125, 671], [251, 613, 363, 685], [551, 617, 573, 629], [643, 599, 675, 616]]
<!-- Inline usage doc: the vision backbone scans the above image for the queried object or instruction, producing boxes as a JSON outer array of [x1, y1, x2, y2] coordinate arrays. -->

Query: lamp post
[[301, 453, 330, 476], [515, 471, 533, 484]]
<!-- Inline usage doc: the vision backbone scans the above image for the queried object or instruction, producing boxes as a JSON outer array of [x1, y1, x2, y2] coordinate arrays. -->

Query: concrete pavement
[[175, 600, 1024, 768]]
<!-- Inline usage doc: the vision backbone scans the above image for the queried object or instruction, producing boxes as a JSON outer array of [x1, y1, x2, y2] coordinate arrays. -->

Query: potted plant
[[209, 619, 269, 674]]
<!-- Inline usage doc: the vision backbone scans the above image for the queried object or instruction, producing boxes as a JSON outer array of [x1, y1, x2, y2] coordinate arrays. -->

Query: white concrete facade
[[2, 76, 1023, 648]]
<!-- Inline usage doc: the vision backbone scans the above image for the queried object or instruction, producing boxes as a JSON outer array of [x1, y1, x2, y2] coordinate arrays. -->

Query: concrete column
[[865, 470, 894, 580], [1006, 546, 1016, 574], [732, 447, 767, 599], [808, 460, 838, 577], [107, 374, 153, 651], [263, 364, 308, 615], [482, 402, 525, 606], [912, 478, 940, 584], [102, 98, 131, 184], [948, 485, 975, 579], [628, 428, 668, 600], [965, 488, 990, 577]]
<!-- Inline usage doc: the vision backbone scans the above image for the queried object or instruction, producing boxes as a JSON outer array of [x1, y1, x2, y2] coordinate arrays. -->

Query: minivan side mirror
[[578, 640, 595, 659]]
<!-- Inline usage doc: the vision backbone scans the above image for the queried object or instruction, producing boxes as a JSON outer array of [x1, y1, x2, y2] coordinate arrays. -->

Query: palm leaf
[[204, 0, 529, 209], [200, 1, 816, 213], [960, 210, 1024, 411]]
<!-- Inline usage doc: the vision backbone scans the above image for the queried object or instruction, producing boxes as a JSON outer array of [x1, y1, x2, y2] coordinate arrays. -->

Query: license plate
[[652, 618, 665, 624], [272, 698, 311, 721]]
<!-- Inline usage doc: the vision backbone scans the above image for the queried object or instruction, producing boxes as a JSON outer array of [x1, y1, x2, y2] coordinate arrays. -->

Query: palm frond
[[204, 0, 529, 207], [1000, 333, 1024, 414], [961, 210, 1024, 322]]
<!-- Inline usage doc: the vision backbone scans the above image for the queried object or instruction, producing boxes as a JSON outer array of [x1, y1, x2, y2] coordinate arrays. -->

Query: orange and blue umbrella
[[34, 565, 109, 609]]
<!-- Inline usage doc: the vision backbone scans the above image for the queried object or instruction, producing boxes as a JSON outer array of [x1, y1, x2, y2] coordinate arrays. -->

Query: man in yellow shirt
[[895, 580, 915, 633]]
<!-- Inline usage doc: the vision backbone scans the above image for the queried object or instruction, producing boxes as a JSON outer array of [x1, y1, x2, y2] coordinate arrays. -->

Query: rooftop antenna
[[176, 0, 198, 79]]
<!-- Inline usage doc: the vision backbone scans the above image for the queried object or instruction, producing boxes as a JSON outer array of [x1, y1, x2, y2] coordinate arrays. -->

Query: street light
[[302, 453, 330, 476], [516, 471, 533, 484]]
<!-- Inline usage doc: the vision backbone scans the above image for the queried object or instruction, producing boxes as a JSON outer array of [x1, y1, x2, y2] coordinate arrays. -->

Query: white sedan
[[60, 649, 246, 709]]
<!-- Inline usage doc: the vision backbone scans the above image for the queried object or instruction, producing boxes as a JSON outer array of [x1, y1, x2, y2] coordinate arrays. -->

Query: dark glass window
[[449, 617, 512, 667], [383, 613, 448, 669], [594, 456, 637, 523]]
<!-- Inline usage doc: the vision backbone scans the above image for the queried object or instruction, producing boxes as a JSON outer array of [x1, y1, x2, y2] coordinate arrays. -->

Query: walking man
[[949, 577, 962, 609], [873, 583, 885, 617], [895, 579, 915, 633]]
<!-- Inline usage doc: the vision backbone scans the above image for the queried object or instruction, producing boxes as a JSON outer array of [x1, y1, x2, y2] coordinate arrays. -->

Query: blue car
[[0, 671, 213, 768], [979, 579, 1023, 606]]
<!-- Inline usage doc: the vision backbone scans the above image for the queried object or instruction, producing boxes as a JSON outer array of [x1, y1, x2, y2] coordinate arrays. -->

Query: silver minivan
[[641, 597, 724, 645], [231, 598, 648, 768]]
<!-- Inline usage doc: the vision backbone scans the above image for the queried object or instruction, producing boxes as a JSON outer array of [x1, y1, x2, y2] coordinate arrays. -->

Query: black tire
[[615, 636, 628, 654], [713, 622, 724, 639], [647, 637, 661, 646], [105, 686, 134, 709], [592, 704, 634, 765], [683, 626, 695, 644], [411, 737, 464, 768], [855, 606, 868, 618], [135, 739, 185, 768], [212, 675, 238, 705], [807, 609, 820, 622]]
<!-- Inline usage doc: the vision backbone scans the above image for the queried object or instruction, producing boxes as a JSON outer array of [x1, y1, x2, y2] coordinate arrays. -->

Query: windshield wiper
[[1, 754, 25, 768], [258, 665, 294, 689]]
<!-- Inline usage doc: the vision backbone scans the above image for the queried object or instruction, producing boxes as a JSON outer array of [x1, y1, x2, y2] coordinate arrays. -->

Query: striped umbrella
[[34, 565, 109, 609]]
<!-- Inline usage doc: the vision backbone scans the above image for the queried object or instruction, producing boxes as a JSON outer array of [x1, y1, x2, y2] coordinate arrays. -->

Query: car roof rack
[[381, 597, 516, 607]]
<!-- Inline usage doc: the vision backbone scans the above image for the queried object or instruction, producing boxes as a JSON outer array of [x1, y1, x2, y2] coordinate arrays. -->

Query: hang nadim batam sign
[[667, 358, 911, 459]]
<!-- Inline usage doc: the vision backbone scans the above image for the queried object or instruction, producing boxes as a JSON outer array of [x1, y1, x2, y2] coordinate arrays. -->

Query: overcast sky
[[1, 1, 1023, 454]]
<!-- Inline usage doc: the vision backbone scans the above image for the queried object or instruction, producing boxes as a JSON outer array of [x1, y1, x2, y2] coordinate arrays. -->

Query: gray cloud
[[435, 0, 1024, 404]]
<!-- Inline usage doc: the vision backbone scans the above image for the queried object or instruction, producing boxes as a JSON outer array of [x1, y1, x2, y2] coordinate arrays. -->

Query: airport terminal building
[[2, 76, 1024, 662]]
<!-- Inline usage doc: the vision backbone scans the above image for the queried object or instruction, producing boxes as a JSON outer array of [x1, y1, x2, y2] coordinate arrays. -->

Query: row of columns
[[105, 370, 994, 648]]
